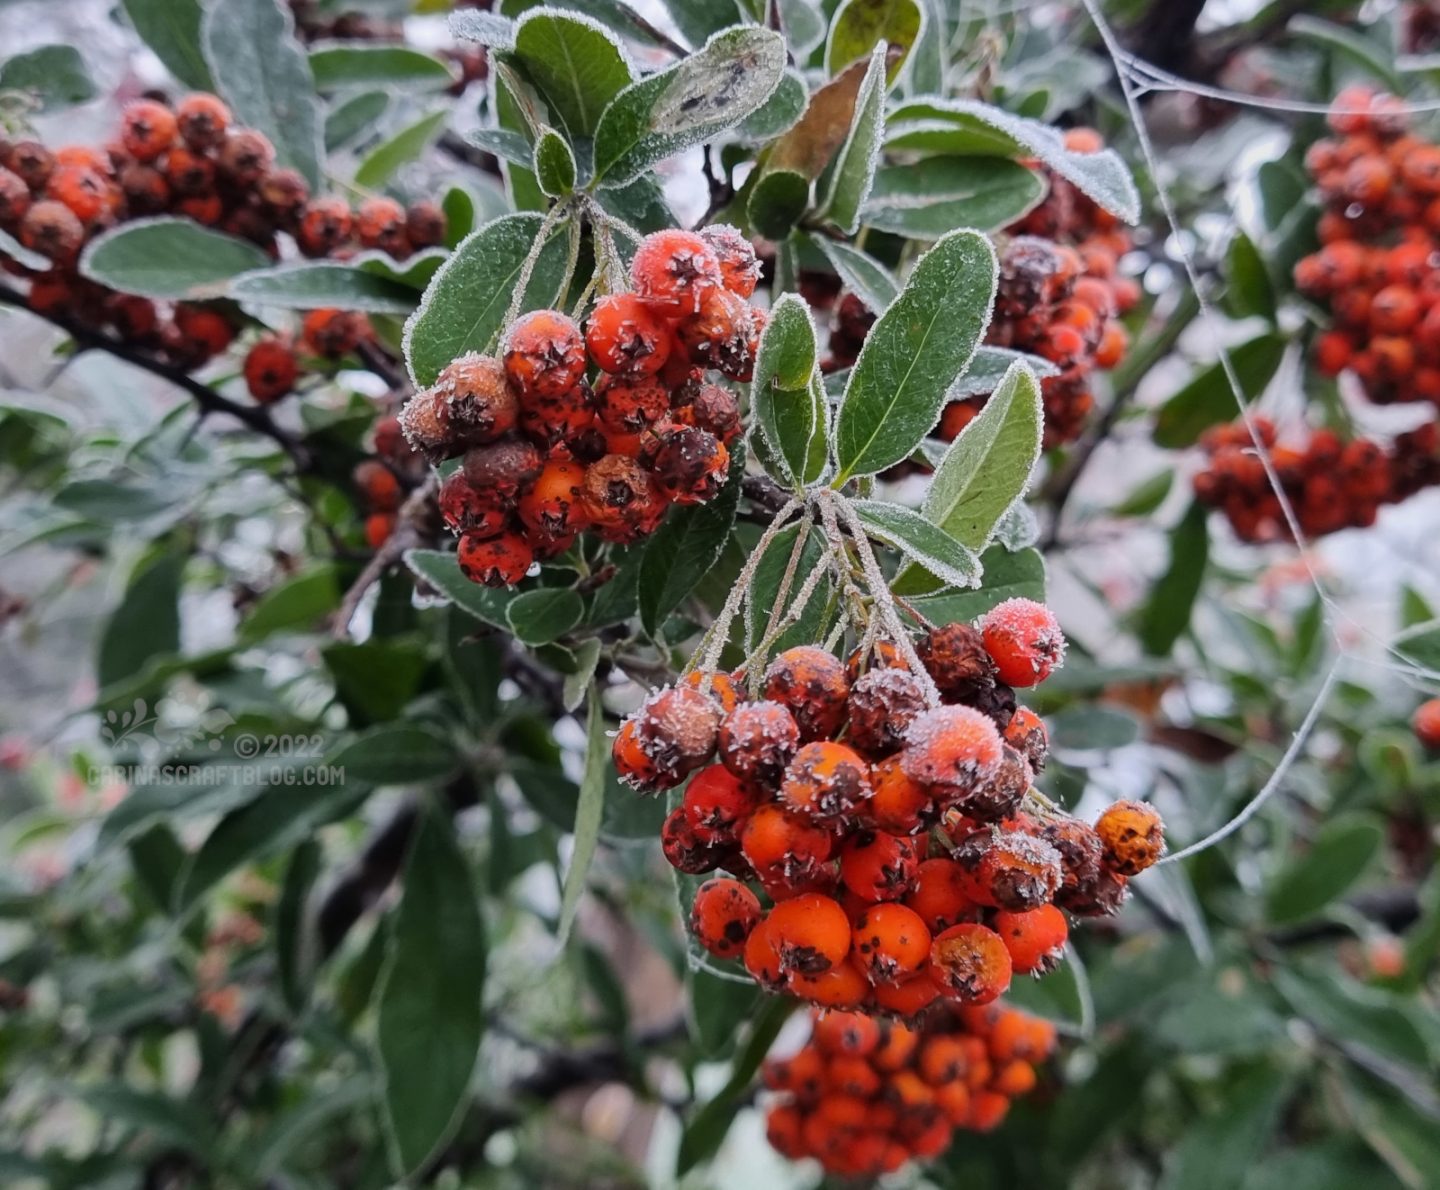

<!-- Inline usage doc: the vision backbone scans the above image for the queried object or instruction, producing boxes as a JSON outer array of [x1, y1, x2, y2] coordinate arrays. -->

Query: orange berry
[[1002, 706, 1048, 771], [900, 706, 1004, 798], [768, 893, 851, 975], [739, 801, 831, 875], [978, 598, 1065, 687], [966, 1090, 1010, 1131], [175, 94, 231, 150], [675, 286, 753, 376], [1415, 698, 1440, 749], [765, 1104, 805, 1158], [743, 916, 787, 990], [928, 923, 1011, 1004], [852, 902, 931, 984], [579, 453, 668, 543], [356, 195, 407, 255], [626, 685, 722, 786], [121, 100, 177, 161], [700, 223, 761, 298], [630, 228, 722, 315], [691, 878, 762, 960], [720, 700, 801, 786], [517, 459, 587, 536], [788, 957, 869, 1008], [648, 426, 729, 505], [504, 309, 586, 400], [243, 337, 298, 403], [297, 197, 353, 257], [174, 305, 234, 358], [812, 1009, 881, 1056], [904, 858, 975, 933], [1094, 799, 1165, 875], [426, 355, 521, 451], [840, 831, 920, 903], [682, 764, 760, 843], [828, 1055, 883, 1097], [586, 292, 672, 375], [994, 1059, 1036, 1097], [1370, 284, 1421, 334], [871, 970, 940, 1017], [955, 828, 1063, 912], [868, 755, 932, 835], [46, 165, 115, 223], [301, 308, 369, 358], [993, 904, 1068, 974], [679, 670, 741, 714], [659, 804, 726, 872], [457, 529, 533, 587], [364, 512, 395, 549], [674, 380, 742, 445], [764, 646, 850, 743], [780, 741, 871, 821], [438, 472, 507, 537], [19, 201, 84, 262]]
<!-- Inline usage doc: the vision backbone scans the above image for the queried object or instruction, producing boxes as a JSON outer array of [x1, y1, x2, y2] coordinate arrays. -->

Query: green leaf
[[325, 89, 390, 150], [638, 447, 744, 635], [98, 551, 183, 690], [687, 966, 763, 1056], [505, 588, 584, 645], [910, 544, 1045, 623], [1138, 501, 1209, 656], [80, 218, 271, 300], [753, 300, 828, 489], [240, 565, 341, 640], [660, 0, 745, 48], [1392, 618, 1440, 672], [1226, 232, 1276, 323], [309, 44, 456, 91], [816, 43, 887, 234], [747, 170, 810, 240], [1153, 335, 1286, 448], [377, 808, 485, 1178], [1049, 706, 1142, 751], [323, 639, 429, 723], [403, 212, 571, 386], [1266, 815, 1384, 924], [251, 1080, 375, 1181], [405, 549, 517, 627], [533, 127, 578, 197], [1274, 969, 1430, 1070], [737, 68, 809, 142], [834, 227, 996, 479], [1290, 15, 1401, 89], [908, 0, 946, 93], [592, 26, 787, 187], [894, 361, 1041, 595], [0, 228, 48, 272], [513, 9, 635, 139], [229, 262, 419, 315], [354, 108, 448, 189], [558, 694, 607, 943], [275, 839, 321, 1015], [122, 0, 213, 90], [331, 724, 458, 786], [951, 344, 1059, 397], [0, 45, 95, 110], [778, 0, 826, 55], [851, 499, 981, 589], [203, 0, 323, 188], [1158, 1067, 1293, 1190], [826, 0, 922, 81], [864, 156, 1046, 237], [77, 1084, 215, 1158], [810, 234, 898, 312], [450, 9, 516, 48], [501, 0, 684, 53], [1111, 469, 1175, 517]]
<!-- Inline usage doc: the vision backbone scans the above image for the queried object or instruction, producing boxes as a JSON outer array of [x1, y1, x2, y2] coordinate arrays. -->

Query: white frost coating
[[990, 500, 1041, 551], [979, 597, 1066, 673], [751, 293, 828, 488], [512, 8, 639, 132], [812, 235, 899, 314], [449, 9, 515, 49], [228, 250, 447, 314], [885, 96, 1143, 225], [900, 705, 1003, 785], [817, 42, 888, 236], [852, 500, 984, 591]]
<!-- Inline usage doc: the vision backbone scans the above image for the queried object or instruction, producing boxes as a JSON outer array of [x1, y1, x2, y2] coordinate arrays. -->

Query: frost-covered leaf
[[834, 228, 996, 480], [810, 235, 898, 312], [950, 344, 1059, 397], [767, 53, 875, 181], [122, 0, 213, 90], [752, 296, 828, 488], [745, 523, 834, 657], [748, 170, 810, 239], [778, 0, 827, 57], [557, 695, 607, 943], [512, 10, 635, 140], [737, 69, 808, 142], [505, 589, 584, 645], [203, 0, 323, 188], [534, 127, 578, 196], [81, 218, 271, 300], [325, 89, 389, 150], [467, 128, 535, 166], [991, 500, 1040, 550], [910, 545, 1045, 623], [885, 96, 1141, 223], [309, 44, 456, 91], [404, 212, 572, 386], [230, 262, 419, 313], [449, 9, 516, 48], [851, 499, 982, 590], [592, 27, 786, 187], [908, 0, 946, 94], [354, 109, 448, 189], [0, 45, 96, 110], [404, 550, 516, 627], [827, 0, 922, 81], [864, 157, 1045, 237], [816, 43, 887, 235]]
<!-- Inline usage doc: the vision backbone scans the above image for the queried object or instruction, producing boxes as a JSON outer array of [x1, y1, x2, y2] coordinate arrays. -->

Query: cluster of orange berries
[[763, 1003, 1056, 1176], [1194, 417, 1440, 541], [353, 413, 428, 549], [614, 599, 1165, 1014], [1296, 86, 1440, 409], [400, 226, 761, 587], [1416, 698, 1440, 750]]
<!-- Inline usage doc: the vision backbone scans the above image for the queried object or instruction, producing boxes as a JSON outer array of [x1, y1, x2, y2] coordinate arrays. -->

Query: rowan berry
[[120, 100, 177, 161], [765, 1104, 805, 1159], [257, 168, 310, 221], [579, 454, 668, 543], [1094, 799, 1165, 875], [905, 858, 975, 933], [457, 529, 534, 587], [118, 162, 169, 214], [19, 200, 84, 262], [829, 1055, 883, 1097], [676, 286, 753, 375], [840, 831, 920, 902], [901, 706, 1004, 797], [462, 438, 543, 504], [743, 916, 788, 989], [174, 305, 235, 358], [1003, 706, 1049, 771], [764, 646, 850, 743], [7, 141, 54, 190], [978, 598, 1065, 687], [585, 292, 671, 375], [990, 1008, 1056, 1063], [780, 741, 871, 820], [627, 685, 722, 785], [630, 228, 722, 315], [433, 353, 520, 449], [175, 193, 223, 226], [852, 902, 931, 984], [1040, 816, 1104, 902], [928, 923, 1011, 1004], [437, 471, 504, 536], [504, 309, 586, 400], [353, 460, 402, 513], [701, 224, 761, 298], [955, 828, 1062, 912], [846, 667, 926, 756], [108, 295, 159, 341], [0, 168, 31, 228], [967, 1090, 1010, 1131], [739, 802, 831, 874], [243, 338, 299, 403], [691, 878, 762, 960], [788, 958, 869, 1008], [955, 744, 1031, 822], [175, 94, 232, 150], [364, 512, 395, 549], [660, 803, 726, 872], [680, 670, 741, 714], [868, 755, 932, 835], [518, 383, 594, 448], [356, 196, 407, 255], [993, 904, 1068, 975], [766, 893, 851, 975], [592, 373, 669, 433], [301, 308, 369, 358], [674, 381, 742, 445], [916, 623, 995, 697], [517, 459, 587, 536], [1415, 698, 1440, 748], [764, 1043, 825, 1093], [648, 426, 729, 504], [1059, 864, 1129, 917], [297, 197, 353, 257], [813, 1010, 881, 1056], [872, 971, 941, 1017], [682, 764, 760, 843], [720, 700, 801, 786], [217, 129, 275, 183], [405, 200, 446, 249]]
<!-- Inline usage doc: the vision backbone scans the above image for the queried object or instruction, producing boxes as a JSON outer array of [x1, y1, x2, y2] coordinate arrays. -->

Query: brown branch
[[331, 474, 437, 639], [0, 282, 310, 469]]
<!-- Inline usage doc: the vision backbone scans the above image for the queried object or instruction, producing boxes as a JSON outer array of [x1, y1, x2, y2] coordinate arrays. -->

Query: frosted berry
[[463, 439, 543, 503], [439, 471, 507, 536], [928, 923, 1012, 1004], [504, 309, 586, 400], [719, 700, 801, 786], [993, 904, 1068, 975], [781, 741, 871, 821], [580, 454, 668, 544], [586, 292, 671, 375], [767, 893, 851, 975], [978, 598, 1065, 687], [120, 100, 177, 161], [700, 223, 761, 298], [517, 459, 587, 536], [900, 706, 1004, 799], [765, 646, 850, 743], [175, 94, 231, 150], [648, 426, 729, 504], [457, 530, 534, 587], [630, 228, 722, 315], [847, 667, 926, 756], [1094, 800, 1164, 876]]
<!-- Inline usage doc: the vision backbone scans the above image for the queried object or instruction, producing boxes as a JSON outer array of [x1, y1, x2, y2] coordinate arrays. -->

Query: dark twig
[[0, 282, 310, 468], [332, 474, 437, 639], [742, 473, 793, 515]]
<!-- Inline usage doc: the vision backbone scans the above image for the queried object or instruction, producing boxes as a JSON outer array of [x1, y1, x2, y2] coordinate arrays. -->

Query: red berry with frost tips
[[438, 353, 520, 449], [627, 685, 722, 786], [979, 598, 1065, 687], [297, 197, 353, 257], [719, 700, 801, 786], [691, 878, 762, 960], [928, 923, 1012, 1004], [900, 706, 1003, 798], [740, 801, 832, 877], [1003, 706, 1049, 771], [121, 99, 177, 161], [630, 228, 722, 315], [676, 286, 753, 376], [438, 471, 507, 536], [868, 755, 932, 835], [852, 902, 931, 984], [674, 382, 742, 445], [680, 670, 741, 714], [504, 309, 586, 400], [356, 195, 408, 255], [586, 293, 672, 375], [517, 459, 587, 537], [905, 857, 975, 933], [660, 804, 726, 872], [954, 744, 1031, 823], [700, 224, 761, 298], [175, 94, 231, 150], [244, 338, 299, 404], [593, 373, 669, 434], [580, 454, 669, 543], [916, 622, 995, 697], [993, 904, 1068, 974], [1041, 816, 1104, 903], [648, 426, 729, 505], [840, 830, 920, 902], [457, 529, 534, 587], [1414, 698, 1440, 749], [781, 741, 871, 821], [463, 438, 543, 504], [765, 646, 850, 743], [682, 764, 760, 844], [19, 200, 84, 262], [955, 829, 1063, 912], [847, 666, 927, 757]]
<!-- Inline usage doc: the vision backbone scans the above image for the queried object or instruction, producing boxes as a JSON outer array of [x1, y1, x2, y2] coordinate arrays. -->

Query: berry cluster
[[1193, 417, 1440, 541], [401, 226, 760, 587], [354, 413, 429, 548], [1296, 87, 1440, 409], [614, 599, 1165, 1014], [762, 1002, 1057, 1176]]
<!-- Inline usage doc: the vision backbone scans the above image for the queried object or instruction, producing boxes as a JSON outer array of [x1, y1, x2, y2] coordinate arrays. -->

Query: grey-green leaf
[[747, 170, 811, 240], [752, 295, 828, 489], [513, 10, 635, 139], [592, 27, 787, 187], [505, 588, 584, 646], [404, 550, 517, 627], [80, 218, 272, 300], [777, 0, 827, 56], [834, 228, 997, 479], [324, 89, 390, 150], [534, 127, 578, 197], [354, 109, 448, 189], [863, 157, 1046, 238], [450, 9, 516, 48], [558, 694, 607, 943], [309, 44, 457, 91], [817, 43, 887, 235], [403, 212, 572, 386], [203, 0, 323, 188], [810, 234, 898, 313], [851, 499, 982, 589], [0, 45, 96, 110], [911, 545, 1045, 624], [1266, 815, 1384, 925], [122, 0, 213, 90], [377, 808, 485, 1178], [229, 261, 420, 314]]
